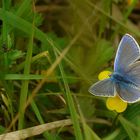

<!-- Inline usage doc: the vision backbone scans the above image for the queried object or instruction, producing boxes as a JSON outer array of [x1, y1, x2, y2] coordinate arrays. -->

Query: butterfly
[[89, 34, 140, 103]]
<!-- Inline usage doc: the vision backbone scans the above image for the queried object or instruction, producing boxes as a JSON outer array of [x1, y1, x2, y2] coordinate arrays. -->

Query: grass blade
[[54, 48, 83, 140]]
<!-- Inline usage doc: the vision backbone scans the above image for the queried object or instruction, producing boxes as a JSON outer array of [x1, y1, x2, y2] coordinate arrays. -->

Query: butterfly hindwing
[[125, 61, 140, 86], [116, 82, 140, 103], [89, 78, 116, 97]]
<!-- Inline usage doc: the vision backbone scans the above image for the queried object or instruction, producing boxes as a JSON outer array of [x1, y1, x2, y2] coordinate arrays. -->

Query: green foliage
[[0, 0, 140, 140]]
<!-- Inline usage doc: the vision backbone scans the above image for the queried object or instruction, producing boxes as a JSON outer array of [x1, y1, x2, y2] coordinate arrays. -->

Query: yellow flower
[[98, 71, 127, 113], [98, 70, 112, 80], [106, 96, 127, 113]]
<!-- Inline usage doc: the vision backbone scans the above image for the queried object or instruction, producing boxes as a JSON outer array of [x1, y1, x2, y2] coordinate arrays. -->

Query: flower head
[[98, 71, 127, 113], [106, 96, 127, 113], [98, 70, 111, 80]]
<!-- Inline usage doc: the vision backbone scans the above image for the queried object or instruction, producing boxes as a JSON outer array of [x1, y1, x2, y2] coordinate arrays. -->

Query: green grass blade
[[85, 0, 140, 37], [83, 123, 101, 140], [16, 0, 31, 16], [0, 8, 54, 47], [31, 99, 53, 140], [18, 21, 34, 129], [4, 74, 44, 80], [102, 129, 120, 140], [54, 48, 83, 140], [119, 115, 136, 140]]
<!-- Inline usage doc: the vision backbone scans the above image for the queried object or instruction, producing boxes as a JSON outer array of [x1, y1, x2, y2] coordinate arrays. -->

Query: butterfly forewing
[[89, 78, 116, 97], [114, 34, 140, 74]]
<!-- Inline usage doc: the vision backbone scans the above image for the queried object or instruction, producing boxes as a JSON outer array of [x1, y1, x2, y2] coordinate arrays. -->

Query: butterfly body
[[111, 73, 136, 86], [89, 34, 140, 103]]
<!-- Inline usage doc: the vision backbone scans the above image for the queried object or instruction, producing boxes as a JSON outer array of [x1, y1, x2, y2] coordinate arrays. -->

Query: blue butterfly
[[89, 34, 140, 103]]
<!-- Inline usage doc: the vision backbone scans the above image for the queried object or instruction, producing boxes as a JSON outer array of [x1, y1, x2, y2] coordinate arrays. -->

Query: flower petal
[[106, 96, 127, 113], [98, 71, 112, 80]]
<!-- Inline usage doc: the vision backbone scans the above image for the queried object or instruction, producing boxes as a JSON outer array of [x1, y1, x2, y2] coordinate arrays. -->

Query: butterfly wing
[[116, 83, 140, 103], [89, 78, 116, 97], [114, 34, 140, 103], [114, 34, 140, 74], [125, 61, 140, 86]]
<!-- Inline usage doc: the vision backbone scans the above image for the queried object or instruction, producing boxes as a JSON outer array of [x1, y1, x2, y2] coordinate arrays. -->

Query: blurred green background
[[0, 0, 140, 139]]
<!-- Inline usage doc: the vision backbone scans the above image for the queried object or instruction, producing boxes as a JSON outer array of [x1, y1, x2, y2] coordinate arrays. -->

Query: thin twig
[[0, 119, 72, 140]]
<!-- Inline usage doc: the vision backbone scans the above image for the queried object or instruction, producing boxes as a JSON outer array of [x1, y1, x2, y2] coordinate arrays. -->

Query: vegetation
[[0, 0, 140, 139]]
